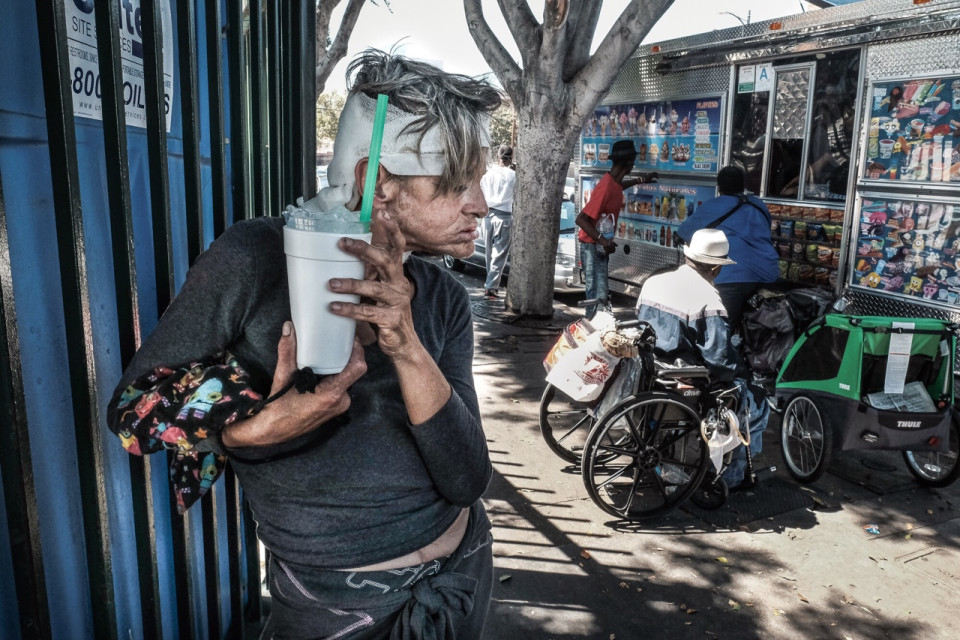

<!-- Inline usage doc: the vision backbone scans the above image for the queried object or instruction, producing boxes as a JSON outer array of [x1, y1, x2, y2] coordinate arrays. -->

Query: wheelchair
[[577, 323, 760, 521]]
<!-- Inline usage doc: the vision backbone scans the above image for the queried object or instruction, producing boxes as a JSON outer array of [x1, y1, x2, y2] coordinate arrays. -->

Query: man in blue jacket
[[678, 165, 778, 332]]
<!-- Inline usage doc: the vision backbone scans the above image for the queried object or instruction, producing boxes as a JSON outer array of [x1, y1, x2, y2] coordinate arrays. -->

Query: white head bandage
[[302, 93, 490, 213]]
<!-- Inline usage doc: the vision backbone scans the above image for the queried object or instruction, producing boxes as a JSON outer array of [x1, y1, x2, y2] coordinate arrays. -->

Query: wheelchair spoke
[[595, 461, 636, 491], [554, 414, 592, 447], [582, 393, 709, 520]]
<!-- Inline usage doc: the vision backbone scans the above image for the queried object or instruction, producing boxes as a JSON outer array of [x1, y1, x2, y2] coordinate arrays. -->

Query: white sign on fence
[[63, 0, 175, 132]]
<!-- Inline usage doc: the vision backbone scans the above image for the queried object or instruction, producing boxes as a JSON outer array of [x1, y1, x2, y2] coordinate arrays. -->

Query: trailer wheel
[[780, 395, 832, 483], [903, 418, 960, 488]]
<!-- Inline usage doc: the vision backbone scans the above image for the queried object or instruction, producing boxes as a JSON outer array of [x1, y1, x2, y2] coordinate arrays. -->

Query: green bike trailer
[[776, 315, 956, 454]]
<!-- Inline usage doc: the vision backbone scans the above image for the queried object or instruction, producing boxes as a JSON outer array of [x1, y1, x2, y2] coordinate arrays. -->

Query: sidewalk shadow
[[482, 460, 934, 640]]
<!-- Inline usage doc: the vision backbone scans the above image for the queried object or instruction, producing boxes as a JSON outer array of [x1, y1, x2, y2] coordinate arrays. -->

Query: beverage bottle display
[[666, 227, 672, 246], [653, 197, 660, 218], [659, 225, 666, 245]]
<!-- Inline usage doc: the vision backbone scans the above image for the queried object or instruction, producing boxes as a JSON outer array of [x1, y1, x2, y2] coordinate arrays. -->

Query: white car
[[443, 199, 583, 293]]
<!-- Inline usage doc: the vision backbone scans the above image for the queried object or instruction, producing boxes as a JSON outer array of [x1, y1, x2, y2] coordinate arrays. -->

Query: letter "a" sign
[[755, 63, 774, 92]]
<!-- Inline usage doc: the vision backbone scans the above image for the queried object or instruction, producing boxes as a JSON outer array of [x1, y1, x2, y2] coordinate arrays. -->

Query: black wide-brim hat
[[610, 140, 638, 162]]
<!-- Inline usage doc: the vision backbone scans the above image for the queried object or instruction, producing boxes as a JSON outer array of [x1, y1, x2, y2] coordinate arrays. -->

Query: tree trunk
[[506, 98, 582, 316], [465, 0, 674, 316]]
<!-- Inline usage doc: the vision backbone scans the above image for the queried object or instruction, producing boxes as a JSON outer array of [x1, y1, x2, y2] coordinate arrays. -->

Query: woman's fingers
[[326, 339, 368, 392], [328, 275, 407, 303], [339, 211, 406, 281], [379, 210, 407, 260], [270, 321, 298, 396]]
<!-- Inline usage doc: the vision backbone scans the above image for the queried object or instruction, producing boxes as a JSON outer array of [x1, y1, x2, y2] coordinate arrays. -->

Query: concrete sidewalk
[[468, 286, 960, 640]]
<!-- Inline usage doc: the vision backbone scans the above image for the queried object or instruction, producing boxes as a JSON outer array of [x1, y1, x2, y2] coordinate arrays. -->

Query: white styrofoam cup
[[284, 225, 372, 374]]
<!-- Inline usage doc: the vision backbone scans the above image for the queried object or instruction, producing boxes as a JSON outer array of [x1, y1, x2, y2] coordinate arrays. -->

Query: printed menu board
[[580, 176, 715, 249], [851, 196, 960, 303], [581, 97, 723, 174], [864, 76, 960, 183]]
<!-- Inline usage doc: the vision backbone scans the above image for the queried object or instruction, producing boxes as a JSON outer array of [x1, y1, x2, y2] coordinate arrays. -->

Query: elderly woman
[[108, 50, 501, 638]]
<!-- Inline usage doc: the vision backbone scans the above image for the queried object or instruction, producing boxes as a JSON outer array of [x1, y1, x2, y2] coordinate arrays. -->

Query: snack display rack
[[768, 203, 846, 291]]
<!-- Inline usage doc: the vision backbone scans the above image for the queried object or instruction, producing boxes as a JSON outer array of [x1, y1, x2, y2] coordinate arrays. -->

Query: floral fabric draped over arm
[[107, 352, 263, 513]]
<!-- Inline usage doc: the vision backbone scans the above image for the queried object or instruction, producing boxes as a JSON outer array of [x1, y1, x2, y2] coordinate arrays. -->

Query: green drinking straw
[[359, 94, 390, 232]]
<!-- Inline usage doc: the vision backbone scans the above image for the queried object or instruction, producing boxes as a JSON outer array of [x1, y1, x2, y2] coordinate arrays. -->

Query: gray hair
[[346, 49, 503, 196]]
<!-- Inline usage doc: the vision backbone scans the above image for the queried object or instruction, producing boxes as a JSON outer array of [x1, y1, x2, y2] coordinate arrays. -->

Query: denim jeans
[[579, 241, 609, 319]]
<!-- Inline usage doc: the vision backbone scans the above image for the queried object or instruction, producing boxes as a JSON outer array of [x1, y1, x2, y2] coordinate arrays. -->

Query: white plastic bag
[[706, 410, 742, 473], [545, 332, 621, 402]]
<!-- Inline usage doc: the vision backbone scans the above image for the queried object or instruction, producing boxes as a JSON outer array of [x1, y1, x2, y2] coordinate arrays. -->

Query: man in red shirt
[[576, 140, 656, 318]]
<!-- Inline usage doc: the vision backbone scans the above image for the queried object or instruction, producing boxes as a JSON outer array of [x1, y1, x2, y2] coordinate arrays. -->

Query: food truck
[[578, 0, 960, 325]]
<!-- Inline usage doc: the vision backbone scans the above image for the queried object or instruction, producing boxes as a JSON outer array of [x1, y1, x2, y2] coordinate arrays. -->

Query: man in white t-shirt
[[479, 145, 516, 299]]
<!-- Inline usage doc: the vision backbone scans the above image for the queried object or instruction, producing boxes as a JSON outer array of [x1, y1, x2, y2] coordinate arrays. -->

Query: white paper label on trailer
[[63, 0, 175, 132], [883, 322, 915, 395], [737, 65, 756, 93], [755, 63, 773, 92]]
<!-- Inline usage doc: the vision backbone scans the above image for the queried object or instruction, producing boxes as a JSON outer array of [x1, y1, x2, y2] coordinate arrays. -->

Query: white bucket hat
[[683, 228, 736, 265]]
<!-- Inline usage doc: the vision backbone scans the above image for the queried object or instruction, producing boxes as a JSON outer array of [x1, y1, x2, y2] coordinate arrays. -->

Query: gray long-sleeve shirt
[[115, 216, 490, 568]]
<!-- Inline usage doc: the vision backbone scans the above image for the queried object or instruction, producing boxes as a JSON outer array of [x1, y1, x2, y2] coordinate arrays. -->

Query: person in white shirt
[[479, 145, 516, 298]]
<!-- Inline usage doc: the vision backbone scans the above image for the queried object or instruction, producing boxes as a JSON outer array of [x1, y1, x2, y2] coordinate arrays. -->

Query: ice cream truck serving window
[[729, 48, 861, 204]]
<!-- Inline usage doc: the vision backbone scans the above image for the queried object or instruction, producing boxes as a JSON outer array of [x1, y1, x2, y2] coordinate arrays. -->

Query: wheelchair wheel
[[539, 384, 594, 463], [780, 395, 832, 483], [581, 392, 708, 520], [902, 417, 960, 488], [690, 476, 729, 510]]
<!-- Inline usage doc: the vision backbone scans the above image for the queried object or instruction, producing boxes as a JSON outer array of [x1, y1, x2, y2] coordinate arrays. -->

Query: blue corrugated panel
[[0, 0, 235, 637]]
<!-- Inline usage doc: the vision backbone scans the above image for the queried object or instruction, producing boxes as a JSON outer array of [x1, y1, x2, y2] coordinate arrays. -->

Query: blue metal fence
[[0, 1, 316, 637]]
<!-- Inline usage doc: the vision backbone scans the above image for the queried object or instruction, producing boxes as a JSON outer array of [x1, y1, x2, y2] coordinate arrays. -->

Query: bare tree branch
[[315, 0, 338, 63], [464, 0, 523, 101], [539, 0, 570, 73], [495, 0, 540, 68], [572, 0, 672, 111], [563, 0, 602, 78], [315, 0, 367, 98], [544, 0, 568, 29]]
